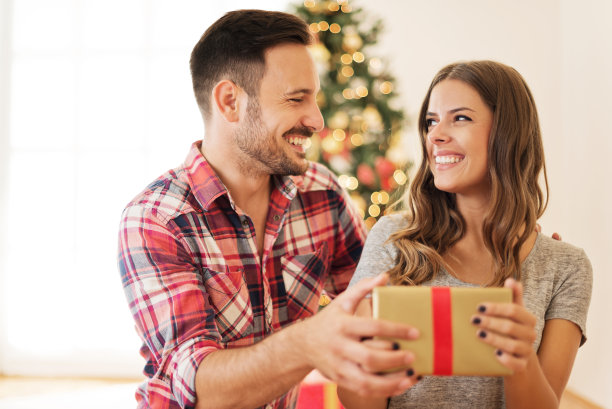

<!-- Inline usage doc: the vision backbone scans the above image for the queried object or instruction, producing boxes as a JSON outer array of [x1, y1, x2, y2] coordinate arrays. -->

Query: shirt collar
[[184, 141, 301, 211], [183, 141, 229, 211]]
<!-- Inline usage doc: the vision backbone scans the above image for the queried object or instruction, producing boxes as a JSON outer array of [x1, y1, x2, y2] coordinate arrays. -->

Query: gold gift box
[[373, 286, 513, 376]]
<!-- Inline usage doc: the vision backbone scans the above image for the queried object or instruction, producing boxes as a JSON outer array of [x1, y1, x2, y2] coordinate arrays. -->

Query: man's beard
[[233, 99, 312, 177]]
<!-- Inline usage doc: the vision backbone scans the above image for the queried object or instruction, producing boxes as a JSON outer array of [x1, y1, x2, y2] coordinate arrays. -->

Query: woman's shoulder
[[527, 234, 593, 283], [534, 234, 590, 263], [371, 212, 411, 236]]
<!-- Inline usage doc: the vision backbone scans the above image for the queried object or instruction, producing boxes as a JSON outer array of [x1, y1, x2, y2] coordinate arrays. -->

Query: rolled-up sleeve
[[118, 203, 220, 408]]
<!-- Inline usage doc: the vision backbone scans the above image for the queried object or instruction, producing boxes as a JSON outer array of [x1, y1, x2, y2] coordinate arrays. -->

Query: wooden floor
[[0, 376, 605, 409], [0, 376, 141, 409]]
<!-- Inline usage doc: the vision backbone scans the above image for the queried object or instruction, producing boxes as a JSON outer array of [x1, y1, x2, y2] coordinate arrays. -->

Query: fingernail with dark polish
[[478, 330, 487, 338], [472, 317, 481, 325], [392, 342, 400, 350], [406, 368, 414, 377], [478, 305, 486, 313], [496, 349, 503, 356]]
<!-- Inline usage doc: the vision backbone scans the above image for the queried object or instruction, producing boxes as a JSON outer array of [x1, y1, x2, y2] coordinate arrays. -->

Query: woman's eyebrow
[[426, 107, 476, 116]]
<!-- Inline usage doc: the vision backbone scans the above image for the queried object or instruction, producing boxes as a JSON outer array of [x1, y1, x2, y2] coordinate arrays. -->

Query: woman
[[337, 60, 592, 409]]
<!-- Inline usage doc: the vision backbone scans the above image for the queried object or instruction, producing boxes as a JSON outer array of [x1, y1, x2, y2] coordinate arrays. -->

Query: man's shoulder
[[123, 166, 197, 224]]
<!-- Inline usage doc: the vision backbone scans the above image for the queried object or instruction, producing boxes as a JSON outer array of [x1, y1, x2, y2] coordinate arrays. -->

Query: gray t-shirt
[[349, 214, 593, 409]]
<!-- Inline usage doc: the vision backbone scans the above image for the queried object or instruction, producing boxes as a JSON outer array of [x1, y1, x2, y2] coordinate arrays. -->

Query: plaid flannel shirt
[[118, 142, 367, 409]]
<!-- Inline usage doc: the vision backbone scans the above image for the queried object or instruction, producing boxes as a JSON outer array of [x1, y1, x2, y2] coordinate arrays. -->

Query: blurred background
[[0, 0, 610, 408]]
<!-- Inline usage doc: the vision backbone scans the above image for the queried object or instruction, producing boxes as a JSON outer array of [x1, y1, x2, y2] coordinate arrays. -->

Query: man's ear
[[212, 80, 241, 122]]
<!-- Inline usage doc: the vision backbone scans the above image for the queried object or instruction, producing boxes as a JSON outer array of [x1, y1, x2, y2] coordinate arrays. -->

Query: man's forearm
[[194, 323, 311, 409], [194, 274, 419, 409]]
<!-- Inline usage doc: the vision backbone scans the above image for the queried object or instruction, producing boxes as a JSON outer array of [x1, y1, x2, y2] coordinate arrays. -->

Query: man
[[118, 9, 418, 409]]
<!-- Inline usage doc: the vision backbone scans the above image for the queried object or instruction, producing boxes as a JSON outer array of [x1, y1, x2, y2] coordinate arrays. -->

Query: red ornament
[[357, 164, 376, 188], [375, 157, 396, 183]]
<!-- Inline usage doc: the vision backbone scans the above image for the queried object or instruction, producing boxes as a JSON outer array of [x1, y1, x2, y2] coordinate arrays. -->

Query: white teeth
[[288, 137, 304, 146], [435, 155, 463, 164]]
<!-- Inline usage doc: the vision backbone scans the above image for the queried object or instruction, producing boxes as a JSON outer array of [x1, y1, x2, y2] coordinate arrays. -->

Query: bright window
[[1, 0, 290, 378]]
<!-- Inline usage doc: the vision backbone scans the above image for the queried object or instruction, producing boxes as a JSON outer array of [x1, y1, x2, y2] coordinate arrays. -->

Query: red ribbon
[[432, 287, 453, 375]]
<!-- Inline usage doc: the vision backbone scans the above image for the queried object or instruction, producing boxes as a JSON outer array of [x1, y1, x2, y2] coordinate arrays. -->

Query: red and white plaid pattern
[[118, 141, 366, 409]]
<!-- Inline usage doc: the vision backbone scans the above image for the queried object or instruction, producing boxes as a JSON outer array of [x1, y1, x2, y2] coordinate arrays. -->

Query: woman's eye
[[456, 115, 472, 122], [426, 118, 438, 128]]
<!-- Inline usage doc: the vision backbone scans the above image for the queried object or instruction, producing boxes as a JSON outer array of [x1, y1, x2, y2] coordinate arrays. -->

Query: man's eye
[[289, 98, 303, 103]]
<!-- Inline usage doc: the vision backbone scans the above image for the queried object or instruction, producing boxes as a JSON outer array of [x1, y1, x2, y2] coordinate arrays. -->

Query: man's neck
[[200, 141, 272, 213]]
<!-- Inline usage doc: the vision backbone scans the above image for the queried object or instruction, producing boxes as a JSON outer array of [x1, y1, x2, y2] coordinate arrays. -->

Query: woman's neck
[[445, 194, 538, 285]]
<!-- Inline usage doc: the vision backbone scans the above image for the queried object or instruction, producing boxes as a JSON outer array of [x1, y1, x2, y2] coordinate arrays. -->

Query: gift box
[[373, 286, 513, 376], [297, 382, 344, 409]]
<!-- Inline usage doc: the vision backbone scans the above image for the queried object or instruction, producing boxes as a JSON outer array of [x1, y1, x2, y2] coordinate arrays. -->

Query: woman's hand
[[471, 278, 537, 373]]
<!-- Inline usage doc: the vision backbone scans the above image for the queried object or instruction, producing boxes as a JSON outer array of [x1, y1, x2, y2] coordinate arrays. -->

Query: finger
[[335, 361, 417, 398], [476, 302, 536, 327], [387, 370, 422, 396], [503, 277, 524, 306], [552, 232, 562, 241], [345, 315, 420, 341], [335, 273, 389, 313], [494, 348, 529, 373], [339, 338, 415, 373], [361, 338, 401, 351], [471, 314, 536, 345], [475, 328, 535, 359]]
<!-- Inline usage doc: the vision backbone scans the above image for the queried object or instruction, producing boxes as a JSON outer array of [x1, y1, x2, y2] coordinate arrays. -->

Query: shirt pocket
[[281, 242, 331, 321], [204, 268, 253, 344]]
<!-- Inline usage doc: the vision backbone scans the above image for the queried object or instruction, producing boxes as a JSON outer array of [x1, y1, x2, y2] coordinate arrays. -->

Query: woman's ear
[[212, 80, 241, 122]]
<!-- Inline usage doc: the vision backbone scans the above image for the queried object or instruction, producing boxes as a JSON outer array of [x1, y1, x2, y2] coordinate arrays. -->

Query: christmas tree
[[293, 0, 411, 229]]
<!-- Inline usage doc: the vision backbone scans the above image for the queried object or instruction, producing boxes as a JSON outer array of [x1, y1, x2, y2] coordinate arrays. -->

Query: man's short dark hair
[[190, 9, 312, 118]]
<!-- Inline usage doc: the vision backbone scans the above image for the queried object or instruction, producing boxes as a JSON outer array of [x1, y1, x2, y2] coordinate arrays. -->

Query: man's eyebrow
[[285, 88, 315, 96], [426, 107, 476, 116]]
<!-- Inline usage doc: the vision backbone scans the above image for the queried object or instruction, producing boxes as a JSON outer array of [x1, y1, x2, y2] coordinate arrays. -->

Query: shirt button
[[242, 219, 249, 227], [273, 214, 280, 221]]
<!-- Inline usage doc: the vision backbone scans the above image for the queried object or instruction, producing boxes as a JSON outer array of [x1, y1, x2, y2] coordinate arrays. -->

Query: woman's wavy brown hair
[[387, 60, 548, 287]]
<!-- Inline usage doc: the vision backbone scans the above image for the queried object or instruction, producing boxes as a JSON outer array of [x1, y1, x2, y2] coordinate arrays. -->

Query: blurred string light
[[370, 191, 390, 205], [341, 66, 354, 77], [350, 133, 363, 146], [380, 81, 393, 94], [393, 169, 408, 185], [338, 174, 359, 190], [304, 0, 351, 13], [332, 129, 346, 141], [352, 51, 365, 63], [341, 53, 353, 64]]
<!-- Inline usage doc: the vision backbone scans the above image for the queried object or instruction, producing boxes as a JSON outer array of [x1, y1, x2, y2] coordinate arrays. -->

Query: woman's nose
[[427, 123, 450, 145]]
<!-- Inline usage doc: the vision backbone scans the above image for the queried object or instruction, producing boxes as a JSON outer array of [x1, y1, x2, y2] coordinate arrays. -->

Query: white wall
[[364, 0, 611, 406], [559, 0, 612, 405], [0, 0, 13, 375]]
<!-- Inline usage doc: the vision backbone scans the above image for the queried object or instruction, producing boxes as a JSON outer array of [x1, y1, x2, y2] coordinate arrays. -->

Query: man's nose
[[303, 100, 324, 133]]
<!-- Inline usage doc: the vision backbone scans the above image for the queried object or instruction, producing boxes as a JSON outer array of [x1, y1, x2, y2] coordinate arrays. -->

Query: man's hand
[[297, 274, 420, 398], [535, 224, 562, 241]]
